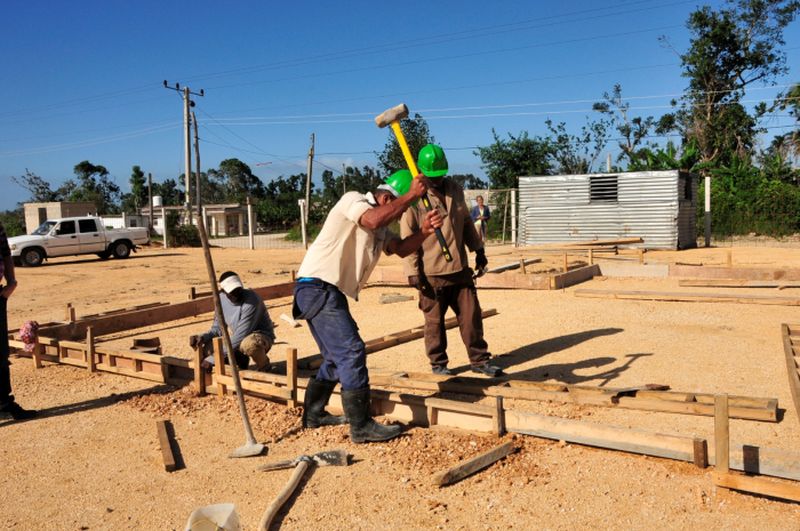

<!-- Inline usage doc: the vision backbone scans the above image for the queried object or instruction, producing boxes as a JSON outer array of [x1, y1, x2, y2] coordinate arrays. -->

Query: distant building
[[518, 170, 697, 250], [141, 203, 248, 237], [23, 201, 96, 234]]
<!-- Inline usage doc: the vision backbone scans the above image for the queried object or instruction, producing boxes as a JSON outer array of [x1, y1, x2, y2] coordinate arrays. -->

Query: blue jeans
[[293, 280, 368, 390]]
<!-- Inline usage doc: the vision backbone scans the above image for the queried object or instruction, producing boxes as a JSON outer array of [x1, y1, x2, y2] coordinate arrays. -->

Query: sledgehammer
[[375, 103, 453, 262]]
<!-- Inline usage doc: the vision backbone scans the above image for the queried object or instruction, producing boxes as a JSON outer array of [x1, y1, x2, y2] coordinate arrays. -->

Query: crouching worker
[[294, 170, 443, 443], [189, 271, 276, 372]]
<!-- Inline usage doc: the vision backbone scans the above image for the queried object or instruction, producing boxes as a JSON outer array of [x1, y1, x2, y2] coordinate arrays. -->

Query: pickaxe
[[375, 103, 453, 262], [257, 449, 351, 530]]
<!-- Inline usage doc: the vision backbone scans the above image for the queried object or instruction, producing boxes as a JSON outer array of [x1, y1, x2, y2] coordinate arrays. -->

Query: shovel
[[192, 117, 264, 459], [257, 449, 351, 530]]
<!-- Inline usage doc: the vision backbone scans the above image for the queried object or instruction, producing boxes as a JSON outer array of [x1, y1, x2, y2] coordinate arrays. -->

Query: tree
[[661, 0, 799, 166], [450, 174, 487, 189], [121, 165, 147, 213], [64, 161, 122, 214], [207, 158, 266, 203], [11, 169, 61, 202], [545, 118, 611, 174], [377, 113, 434, 175], [474, 130, 554, 189], [0, 209, 25, 237], [153, 178, 182, 206], [773, 82, 800, 161], [257, 173, 309, 228]]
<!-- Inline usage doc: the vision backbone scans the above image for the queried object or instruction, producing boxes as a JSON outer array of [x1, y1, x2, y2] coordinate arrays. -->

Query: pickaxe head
[[375, 103, 409, 128]]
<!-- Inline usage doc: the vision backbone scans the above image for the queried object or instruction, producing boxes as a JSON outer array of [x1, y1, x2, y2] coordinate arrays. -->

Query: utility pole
[[192, 111, 202, 224], [147, 172, 153, 235], [305, 133, 315, 224], [163, 81, 204, 225]]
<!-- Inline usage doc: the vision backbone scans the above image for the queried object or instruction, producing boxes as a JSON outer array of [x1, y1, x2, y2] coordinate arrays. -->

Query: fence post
[[298, 199, 308, 249], [247, 197, 255, 250], [511, 188, 517, 246]]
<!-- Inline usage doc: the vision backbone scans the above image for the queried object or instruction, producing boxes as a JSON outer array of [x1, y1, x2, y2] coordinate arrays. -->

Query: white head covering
[[376, 183, 400, 197], [219, 274, 244, 294]]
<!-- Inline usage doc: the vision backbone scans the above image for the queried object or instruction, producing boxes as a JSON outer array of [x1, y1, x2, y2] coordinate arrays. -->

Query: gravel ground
[[2, 244, 800, 529]]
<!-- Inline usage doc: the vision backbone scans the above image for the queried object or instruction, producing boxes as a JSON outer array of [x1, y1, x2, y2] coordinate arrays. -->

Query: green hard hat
[[417, 144, 448, 177], [381, 169, 413, 197]]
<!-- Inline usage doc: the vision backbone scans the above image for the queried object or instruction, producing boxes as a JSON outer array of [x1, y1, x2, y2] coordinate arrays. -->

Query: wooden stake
[[194, 345, 206, 396], [67, 304, 76, 323], [693, 437, 708, 468], [32, 341, 43, 369], [86, 326, 96, 373], [156, 419, 177, 472], [727, 250, 733, 268], [638, 248, 644, 264], [519, 259, 527, 275], [213, 337, 227, 397], [287, 348, 298, 408], [563, 252, 568, 273], [431, 441, 515, 487], [588, 249, 594, 265], [189, 287, 196, 300], [494, 395, 506, 436], [715, 394, 730, 473]]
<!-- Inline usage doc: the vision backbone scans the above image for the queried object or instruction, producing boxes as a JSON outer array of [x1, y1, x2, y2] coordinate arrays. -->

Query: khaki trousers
[[418, 273, 490, 368]]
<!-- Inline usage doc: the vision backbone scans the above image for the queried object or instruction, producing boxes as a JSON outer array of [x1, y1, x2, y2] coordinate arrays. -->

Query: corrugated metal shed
[[518, 170, 696, 250]]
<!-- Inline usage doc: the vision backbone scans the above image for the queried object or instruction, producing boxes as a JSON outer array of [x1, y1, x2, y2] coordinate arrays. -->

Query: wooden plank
[[715, 395, 730, 473], [494, 396, 506, 436], [669, 265, 800, 281], [680, 279, 800, 288], [37, 281, 295, 340], [431, 441, 515, 487], [215, 374, 293, 400], [486, 258, 541, 274], [93, 363, 165, 382], [693, 438, 708, 468], [713, 471, 800, 503], [424, 397, 494, 417], [300, 309, 499, 369], [156, 420, 177, 472], [781, 323, 800, 424], [475, 272, 552, 290], [371, 371, 777, 422], [550, 264, 600, 289], [574, 288, 800, 306]]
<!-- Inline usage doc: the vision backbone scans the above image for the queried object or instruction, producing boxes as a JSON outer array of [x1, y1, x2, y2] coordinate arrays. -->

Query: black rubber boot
[[341, 387, 402, 443], [302, 378, 347, 428]]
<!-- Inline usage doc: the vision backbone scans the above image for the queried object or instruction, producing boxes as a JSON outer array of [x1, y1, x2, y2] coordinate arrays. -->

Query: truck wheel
[[22, 247, 45, 267], [112, 241, 131, 259]]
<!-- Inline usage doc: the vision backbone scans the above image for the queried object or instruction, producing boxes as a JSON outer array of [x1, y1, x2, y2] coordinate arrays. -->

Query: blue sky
[[1, 0, 798, 211]]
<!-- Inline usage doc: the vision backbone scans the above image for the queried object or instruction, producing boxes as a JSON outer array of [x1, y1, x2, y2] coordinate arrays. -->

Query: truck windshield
[[32, 221, 56, 235]]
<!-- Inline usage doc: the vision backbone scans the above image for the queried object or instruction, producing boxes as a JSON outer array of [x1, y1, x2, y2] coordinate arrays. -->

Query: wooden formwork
[[369, 264, 600, 290], [781, 323, 800, 424]]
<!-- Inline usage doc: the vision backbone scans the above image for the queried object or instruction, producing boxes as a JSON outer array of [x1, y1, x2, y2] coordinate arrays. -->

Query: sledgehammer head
[[375, 103, 409, 128]]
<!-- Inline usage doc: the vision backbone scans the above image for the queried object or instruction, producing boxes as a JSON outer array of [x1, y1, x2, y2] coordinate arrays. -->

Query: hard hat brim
[[422, 169, 448, 177]]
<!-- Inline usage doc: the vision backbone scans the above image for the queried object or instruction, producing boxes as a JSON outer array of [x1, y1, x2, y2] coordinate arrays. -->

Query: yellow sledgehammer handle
[[390, 122, 453, 262]]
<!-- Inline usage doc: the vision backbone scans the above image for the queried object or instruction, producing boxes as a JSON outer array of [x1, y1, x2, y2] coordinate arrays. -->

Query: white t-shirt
[[297, 191, 396, 300]]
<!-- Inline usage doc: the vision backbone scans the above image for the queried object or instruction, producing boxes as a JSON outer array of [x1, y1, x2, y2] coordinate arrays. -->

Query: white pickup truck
[[9, 216, 150, 267]]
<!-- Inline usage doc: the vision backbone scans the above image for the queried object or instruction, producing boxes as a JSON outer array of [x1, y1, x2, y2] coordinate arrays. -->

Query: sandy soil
[[2, 244, 800, 529]]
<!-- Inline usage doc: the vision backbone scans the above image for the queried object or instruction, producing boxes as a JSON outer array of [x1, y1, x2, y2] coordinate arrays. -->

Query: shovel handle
[[390, 121, 453, 263], [259, 460, 310, 530]]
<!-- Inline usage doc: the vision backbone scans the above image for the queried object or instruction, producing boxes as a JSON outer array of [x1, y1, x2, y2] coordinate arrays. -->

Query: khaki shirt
[[297, 191, 396, 300], [400, 178, 483, 278]]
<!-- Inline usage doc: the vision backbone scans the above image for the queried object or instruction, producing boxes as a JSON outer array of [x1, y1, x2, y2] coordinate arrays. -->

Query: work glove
[[475, 248, 488, 270], [189, 334, 204, 349]]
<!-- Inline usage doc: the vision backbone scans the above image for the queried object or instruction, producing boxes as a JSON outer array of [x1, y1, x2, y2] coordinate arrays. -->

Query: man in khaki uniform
[[401, 144, 503, 377]]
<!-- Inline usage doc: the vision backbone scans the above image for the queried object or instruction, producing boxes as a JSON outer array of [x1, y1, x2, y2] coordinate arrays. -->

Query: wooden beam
[[550, 264, 600, 289], [782, 324, 800, 424], [715, 395, 730, 473], [486, 258, 541, 274], [212, 337, 226, 397], [38, 281, 295, 340], [680, 279, 800, 288], [574, 288, 800, 306], [156, 419, 177, 472], [86, 327, 96, 373], [300, 309, 499, 370], [669, 265, 800, 281], [713, 471, 800, 503], [193, 345, 206, 396], [368, 370, 777, 422], [431, 441, 515, 487]]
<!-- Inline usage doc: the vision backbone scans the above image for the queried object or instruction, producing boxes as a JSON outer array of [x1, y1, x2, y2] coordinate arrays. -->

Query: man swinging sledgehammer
[[293, 170, 442, 443]]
